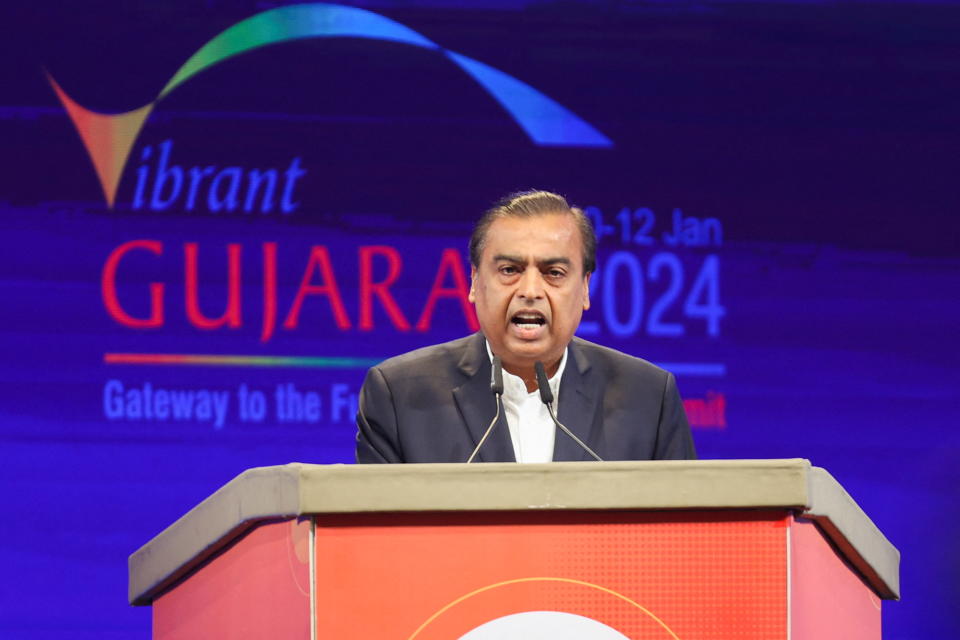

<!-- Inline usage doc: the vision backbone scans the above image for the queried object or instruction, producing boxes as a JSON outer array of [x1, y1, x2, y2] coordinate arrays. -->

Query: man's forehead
[[483, 213, 580, 246]]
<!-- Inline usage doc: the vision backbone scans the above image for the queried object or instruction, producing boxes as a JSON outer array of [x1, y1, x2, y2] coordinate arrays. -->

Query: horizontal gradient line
[[104, 353, 382, 369], [655, 362, 727, 377], [105, 353, 725, 376]]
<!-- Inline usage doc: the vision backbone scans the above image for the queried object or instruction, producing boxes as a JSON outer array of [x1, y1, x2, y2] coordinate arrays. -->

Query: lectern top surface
[[128, 459, 900, 605]]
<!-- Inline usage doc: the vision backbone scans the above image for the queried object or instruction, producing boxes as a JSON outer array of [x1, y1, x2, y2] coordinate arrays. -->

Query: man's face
[[469, 212, 591, 376]]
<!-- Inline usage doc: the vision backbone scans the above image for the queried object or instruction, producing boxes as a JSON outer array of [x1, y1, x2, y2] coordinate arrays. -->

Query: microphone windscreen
[[534, 361, 554, 404], [491, 356, 504, 395]]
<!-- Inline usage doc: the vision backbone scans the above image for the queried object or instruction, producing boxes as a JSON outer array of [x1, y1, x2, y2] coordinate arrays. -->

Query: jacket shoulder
[[570, 337, 671, 382]]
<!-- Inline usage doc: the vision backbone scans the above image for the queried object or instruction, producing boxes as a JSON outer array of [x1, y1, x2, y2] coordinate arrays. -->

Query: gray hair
[[468, 190, 596, 275]]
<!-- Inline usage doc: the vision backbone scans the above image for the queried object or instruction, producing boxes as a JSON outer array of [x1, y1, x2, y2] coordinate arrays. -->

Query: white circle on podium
[[458, 610, 629, 639]]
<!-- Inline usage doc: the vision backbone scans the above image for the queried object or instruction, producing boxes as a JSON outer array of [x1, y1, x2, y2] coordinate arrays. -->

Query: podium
[[130, 460, 899, 639]]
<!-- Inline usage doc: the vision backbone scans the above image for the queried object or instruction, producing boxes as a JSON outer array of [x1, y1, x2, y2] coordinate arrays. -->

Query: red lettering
[[283, 246, 351, 330], [710, 391, 727, 428], [416, 248, 479, 332], [683, 391, 727, 429], [184, 242, 241, 330], [358, 245, 410, 331], [101, 239, 164, 328], [260, 242, 278, 343]]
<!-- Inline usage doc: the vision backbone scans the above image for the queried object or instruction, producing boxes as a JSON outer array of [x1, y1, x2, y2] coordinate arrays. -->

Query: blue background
[[1, 1, 958, 637]]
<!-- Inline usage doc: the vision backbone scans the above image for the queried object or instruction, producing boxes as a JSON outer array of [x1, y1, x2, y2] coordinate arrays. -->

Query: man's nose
[[517, 267, 544, 299]]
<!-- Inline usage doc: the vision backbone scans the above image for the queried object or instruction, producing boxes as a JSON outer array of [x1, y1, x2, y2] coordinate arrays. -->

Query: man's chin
[[502, 338, 560, 366]]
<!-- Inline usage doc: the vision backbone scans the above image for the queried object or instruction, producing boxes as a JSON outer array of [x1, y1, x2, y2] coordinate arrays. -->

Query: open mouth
[[511, 311, 546, 329]]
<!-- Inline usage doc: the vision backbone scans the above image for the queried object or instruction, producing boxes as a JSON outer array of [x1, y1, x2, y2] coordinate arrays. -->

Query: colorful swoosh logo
[[48, 3, 613, 208]]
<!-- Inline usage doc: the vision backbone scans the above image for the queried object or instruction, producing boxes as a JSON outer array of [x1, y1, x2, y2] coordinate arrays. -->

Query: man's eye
[[499, 265, 518, 275], [547, 269, 566, 278]]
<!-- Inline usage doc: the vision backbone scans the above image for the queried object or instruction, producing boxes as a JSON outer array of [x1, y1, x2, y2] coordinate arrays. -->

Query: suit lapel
[[452, 334, 516, 463], [553, 340, 601, 462]]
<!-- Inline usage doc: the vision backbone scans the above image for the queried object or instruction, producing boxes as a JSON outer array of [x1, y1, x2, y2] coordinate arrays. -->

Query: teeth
[[511, 310, 545, 327]]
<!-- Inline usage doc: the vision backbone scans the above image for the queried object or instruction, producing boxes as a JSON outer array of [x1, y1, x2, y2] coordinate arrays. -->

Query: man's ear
[[468, 266, 477, 303], [582, 272, 592, 310]]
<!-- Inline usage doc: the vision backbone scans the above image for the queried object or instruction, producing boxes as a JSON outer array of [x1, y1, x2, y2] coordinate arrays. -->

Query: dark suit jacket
[[355, 333, 696, 463]]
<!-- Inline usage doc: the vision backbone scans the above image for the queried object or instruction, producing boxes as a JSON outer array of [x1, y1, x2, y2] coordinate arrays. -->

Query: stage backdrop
[[1, 1, 958, 638]]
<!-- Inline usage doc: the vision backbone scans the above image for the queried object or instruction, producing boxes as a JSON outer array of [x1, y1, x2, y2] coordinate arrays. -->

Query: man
[[356, 190, 696, 463]]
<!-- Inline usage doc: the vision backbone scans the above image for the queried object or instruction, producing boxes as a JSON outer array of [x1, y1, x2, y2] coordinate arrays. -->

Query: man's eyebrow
[[491, 254, 572, 266]]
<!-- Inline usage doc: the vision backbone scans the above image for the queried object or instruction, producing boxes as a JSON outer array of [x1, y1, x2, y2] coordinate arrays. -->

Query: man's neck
[[502, 357, 562, 394]]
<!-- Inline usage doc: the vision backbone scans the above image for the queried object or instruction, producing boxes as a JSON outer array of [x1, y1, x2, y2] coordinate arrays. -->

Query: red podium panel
[[131, 461, 898, 639], [315, 510, 791, 638], [790, 518, 882, 639], [153, 518, 311, 639]]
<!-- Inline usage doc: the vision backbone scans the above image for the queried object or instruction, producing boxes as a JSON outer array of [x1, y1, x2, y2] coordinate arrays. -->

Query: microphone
[[490, 355, 504, 396], [466, 356, 504, 463], [534, 361, 603, 462]]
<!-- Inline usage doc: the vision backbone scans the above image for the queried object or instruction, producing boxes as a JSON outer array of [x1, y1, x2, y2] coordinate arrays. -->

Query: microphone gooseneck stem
[[466, 356, 505, 463], [466, 394, 501, 463], [545, 402, 603, 462], [534, 360, 603, 462]]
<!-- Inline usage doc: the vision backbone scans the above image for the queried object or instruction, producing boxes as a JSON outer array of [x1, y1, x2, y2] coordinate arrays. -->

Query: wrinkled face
[[469, 212, 591, 376]]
